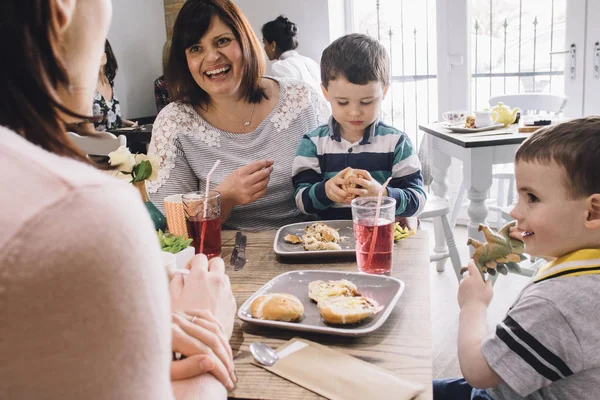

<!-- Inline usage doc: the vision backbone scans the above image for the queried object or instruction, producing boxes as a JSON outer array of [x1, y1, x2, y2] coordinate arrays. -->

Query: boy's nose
[[509, 202, 521, 221]]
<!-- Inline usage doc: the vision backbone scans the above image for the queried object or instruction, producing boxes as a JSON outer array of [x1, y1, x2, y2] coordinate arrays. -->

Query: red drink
[[186, 217, 222, 259], [353, 218, 394, 274]]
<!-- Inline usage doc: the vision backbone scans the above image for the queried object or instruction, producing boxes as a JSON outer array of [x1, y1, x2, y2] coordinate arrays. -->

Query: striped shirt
[[482, 249, 600, 399], [147, 77, 330, 230], [291, 117, 426, 220]]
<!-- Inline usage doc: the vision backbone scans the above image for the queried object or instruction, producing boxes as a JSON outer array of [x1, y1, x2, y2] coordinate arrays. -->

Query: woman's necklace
[[213, 102, 256, 127]]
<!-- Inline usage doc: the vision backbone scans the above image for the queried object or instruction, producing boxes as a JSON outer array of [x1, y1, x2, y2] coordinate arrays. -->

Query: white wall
[[108, 0, 167, 119], [234, 0, 343, 70]]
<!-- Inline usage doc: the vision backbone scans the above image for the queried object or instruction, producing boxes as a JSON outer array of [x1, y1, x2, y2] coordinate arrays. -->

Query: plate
[[273, 220, 355, 257], [444, 122, 504, 133], [237, 270, 405, 336]]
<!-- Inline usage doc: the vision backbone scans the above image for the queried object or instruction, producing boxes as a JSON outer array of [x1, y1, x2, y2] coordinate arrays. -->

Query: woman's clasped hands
[[169, 254, 237, 391]]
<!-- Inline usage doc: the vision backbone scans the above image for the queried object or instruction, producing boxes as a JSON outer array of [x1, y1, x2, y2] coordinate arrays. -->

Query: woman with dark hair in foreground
[[0, 1, 235, 398]]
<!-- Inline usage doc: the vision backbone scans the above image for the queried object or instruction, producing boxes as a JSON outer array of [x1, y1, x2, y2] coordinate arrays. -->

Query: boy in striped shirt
[[435, 118, 600, 399], [291, 34, 426, 220]]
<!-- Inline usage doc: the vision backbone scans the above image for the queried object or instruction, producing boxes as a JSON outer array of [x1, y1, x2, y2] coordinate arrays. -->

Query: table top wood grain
[[221, 229, 433, 400]]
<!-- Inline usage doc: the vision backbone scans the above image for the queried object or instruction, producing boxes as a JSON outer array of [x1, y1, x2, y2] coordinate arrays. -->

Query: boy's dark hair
[[167, 0, 267, 106], [261, 15, 298, 54], [320, 33, 390, 89], [103, 40, 118, 85], [515, 116, 600, 199]]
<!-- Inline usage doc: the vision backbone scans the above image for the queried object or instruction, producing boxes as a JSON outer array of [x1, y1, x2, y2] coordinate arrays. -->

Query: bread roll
[[308, 279, 359, 303], [250, 293, 304, 322], [318, 296, 379, 325]]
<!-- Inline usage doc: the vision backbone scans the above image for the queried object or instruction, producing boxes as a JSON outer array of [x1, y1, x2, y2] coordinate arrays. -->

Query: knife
[[234, 234, 247, 271], [230, 231, 242, 267]]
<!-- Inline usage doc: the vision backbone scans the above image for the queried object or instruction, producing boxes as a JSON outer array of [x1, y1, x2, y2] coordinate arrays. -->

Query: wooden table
[[420, 123, 529, 247], [221, 229, 433, 400]]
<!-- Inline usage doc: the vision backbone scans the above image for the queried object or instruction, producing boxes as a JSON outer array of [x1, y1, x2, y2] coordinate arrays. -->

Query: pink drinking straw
[[199, 159, 221, 254], [365, 177, 392, 270]]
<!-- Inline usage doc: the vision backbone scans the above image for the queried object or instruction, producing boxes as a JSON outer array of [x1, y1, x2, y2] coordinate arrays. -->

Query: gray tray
[[238, 270, 405, 336], [273, 220, 355, 257]]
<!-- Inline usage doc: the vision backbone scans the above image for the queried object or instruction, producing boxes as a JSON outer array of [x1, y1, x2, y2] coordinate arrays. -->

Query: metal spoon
[[250, 342, 279, 366]]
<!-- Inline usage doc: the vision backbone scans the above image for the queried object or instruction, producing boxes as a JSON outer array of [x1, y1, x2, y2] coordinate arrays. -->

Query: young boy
[[435, 117, 600, 399], [291, 34, 426, 220]]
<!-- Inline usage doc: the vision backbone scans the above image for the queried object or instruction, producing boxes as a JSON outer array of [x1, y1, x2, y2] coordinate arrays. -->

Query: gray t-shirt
[[482, 262, 600, 399], [147, 77, 330, 230]]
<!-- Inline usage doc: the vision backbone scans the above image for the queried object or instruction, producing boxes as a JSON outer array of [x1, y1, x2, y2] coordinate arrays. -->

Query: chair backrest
[[67, 132, 127, 156], [488, 94, 567, 115]]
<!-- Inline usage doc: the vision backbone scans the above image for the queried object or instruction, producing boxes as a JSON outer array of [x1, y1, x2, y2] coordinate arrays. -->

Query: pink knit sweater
[[0, 127, 224, 399]]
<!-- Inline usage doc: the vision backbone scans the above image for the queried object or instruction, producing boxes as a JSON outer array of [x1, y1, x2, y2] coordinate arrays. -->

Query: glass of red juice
[[182, 190, 221, 259], [351, 196, 396, 274]]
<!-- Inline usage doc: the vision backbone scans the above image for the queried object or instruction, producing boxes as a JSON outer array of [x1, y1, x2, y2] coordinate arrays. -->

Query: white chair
[[451, 93, 568, 228], [421, 195, 463, 280], [67, 131, 126, 156]]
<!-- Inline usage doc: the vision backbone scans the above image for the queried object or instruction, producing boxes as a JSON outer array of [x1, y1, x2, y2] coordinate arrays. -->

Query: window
[[471, 0, 567, 110], [349, 0, 437, 145]]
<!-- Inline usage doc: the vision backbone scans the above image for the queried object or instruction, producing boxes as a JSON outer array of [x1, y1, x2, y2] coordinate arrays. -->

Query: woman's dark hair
[[103, 40, 118, 84], [261, 15, 298, 54], [0, 0, 87, 161], [168, 0, 267, 106]]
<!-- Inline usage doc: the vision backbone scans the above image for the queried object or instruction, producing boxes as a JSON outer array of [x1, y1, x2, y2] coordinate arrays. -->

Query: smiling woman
[[148, 0, 330, 230]]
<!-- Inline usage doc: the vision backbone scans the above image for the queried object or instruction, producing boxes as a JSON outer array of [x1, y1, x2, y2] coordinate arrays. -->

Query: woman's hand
[[170, 254, 237, 338], [325, 167, 352, 203], [170, 310, 236, 390], [346, 169, 387, 198], [216, 160, 274, 207]]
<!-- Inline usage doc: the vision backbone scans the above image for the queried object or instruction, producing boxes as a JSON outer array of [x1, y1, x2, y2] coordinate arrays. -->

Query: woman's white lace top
[[147, 77, 329, 230]]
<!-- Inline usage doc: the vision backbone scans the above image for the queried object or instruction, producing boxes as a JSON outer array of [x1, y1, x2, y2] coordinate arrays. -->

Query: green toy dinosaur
[[463, 221, 527, 278]]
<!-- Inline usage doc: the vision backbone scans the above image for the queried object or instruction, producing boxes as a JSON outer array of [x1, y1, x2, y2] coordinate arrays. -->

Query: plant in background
[[157, 230, 193, 254], [108, 146, 159, 183]]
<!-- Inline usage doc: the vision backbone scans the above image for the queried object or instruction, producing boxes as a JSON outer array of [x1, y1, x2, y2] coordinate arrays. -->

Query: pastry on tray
[[250, 293, 304, 322], [318, 296, 381, 325], [308, 279, 359, 303], [283, 222, 342, 251]]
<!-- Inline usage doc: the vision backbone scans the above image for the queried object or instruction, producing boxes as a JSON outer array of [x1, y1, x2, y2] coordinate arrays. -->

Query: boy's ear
[[321, 84, 330, 102], [382, 85, 390, 99], [584, 194, 600, 230]]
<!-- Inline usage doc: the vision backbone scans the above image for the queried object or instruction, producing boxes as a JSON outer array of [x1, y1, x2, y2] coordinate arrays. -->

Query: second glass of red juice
[[351, 196, 396, 274]]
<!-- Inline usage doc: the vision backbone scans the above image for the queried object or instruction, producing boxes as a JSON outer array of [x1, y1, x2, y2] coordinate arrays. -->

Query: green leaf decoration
[[132, 160, 152, 183], [157, 230, 193, 254]]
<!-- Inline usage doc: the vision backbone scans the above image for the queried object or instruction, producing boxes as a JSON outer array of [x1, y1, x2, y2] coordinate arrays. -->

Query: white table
[[419, 123, 530, 261]]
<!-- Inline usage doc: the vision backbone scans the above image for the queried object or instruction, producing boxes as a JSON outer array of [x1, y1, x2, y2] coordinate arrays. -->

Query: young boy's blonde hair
[[515, 116, 600, 199]]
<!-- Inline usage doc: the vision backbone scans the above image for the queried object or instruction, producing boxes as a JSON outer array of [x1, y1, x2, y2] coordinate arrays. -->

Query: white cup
[[162, 251, 177, 280], [442, 110, 467, 123], [474, 110, 498, 128]]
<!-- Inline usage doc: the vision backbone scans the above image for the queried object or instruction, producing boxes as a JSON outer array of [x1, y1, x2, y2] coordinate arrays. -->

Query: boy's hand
[[345, 169, 387, 198], [458, 260, 493, 310], [508, 225, 524, 241], [325, 167, 352, 203]]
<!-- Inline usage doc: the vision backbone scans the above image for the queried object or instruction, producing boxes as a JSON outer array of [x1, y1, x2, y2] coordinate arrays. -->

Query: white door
[[563, 0, 587, 116], [583, 0, 600, 115]]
